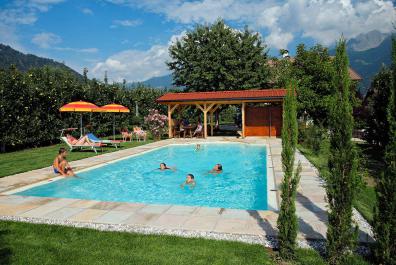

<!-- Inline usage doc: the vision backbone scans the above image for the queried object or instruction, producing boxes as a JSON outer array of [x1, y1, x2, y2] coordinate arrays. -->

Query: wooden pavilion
[[156, 89, 287, 138]]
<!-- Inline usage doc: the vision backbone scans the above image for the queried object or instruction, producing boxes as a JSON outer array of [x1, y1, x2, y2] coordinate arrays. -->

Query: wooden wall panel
[[245, 105, 282, 137]]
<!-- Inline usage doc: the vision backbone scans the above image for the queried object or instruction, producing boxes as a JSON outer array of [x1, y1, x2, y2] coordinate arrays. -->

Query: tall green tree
[[167, 20, 270, 91], [363, 67, 392, 149], [373, 37, 396, 265], [294, 44, 335, 125], [277, 80, 301, 259], [326, 38, 360, 264]]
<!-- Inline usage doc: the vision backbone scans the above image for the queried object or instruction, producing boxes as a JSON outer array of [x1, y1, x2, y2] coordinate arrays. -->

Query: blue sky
[[0, 0, 395, 82]]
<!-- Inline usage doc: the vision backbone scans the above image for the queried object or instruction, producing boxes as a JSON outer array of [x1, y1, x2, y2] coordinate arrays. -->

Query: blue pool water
[[18, 143, 268, 210]]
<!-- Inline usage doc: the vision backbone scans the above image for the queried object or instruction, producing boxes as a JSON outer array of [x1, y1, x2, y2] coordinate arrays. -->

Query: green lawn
[[0, 221, 370, 265], [0, 140, 153, 178], [298, 143, 377, 224]]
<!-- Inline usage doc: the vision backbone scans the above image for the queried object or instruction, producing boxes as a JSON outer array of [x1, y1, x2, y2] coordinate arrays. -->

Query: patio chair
[[133, 127, 147, 141], [87, 133, 122, 148], [121, 129, 133, 142], [61, 134, 104, 153], [193, 123, 204, 138]]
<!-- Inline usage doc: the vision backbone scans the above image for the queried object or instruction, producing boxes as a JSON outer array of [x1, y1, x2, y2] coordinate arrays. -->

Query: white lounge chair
[[61, 135, 103, 153]]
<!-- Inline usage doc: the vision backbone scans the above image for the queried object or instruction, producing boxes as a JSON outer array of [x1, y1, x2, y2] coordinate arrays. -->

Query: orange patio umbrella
[[97, 104, 130, 139], [60, 101, 100, 136]]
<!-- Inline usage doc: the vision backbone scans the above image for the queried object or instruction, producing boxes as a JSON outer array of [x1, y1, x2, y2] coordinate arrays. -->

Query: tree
[[167, 20, 270, 91], [326, 38, 360, 264], [363, 67, 392, 150], [294, 44, 335, 125], [277, 80, 301, 259], [373, 37, 396, 265]]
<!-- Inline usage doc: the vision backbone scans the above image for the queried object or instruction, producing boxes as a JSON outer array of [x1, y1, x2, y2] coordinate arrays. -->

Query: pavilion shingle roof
[[157, 89, 287, 103]]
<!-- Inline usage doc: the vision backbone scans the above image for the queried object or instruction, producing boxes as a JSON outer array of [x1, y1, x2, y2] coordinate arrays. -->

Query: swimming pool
[[17, 143, 269, 210]]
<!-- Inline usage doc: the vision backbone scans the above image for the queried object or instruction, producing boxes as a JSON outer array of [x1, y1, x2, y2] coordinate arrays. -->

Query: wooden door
[[245, 105, 282, 137]]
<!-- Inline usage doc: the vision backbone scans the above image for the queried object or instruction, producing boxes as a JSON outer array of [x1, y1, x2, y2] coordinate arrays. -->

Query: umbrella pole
[[113, 114, 115, 140], [80, 114, 83, 137]]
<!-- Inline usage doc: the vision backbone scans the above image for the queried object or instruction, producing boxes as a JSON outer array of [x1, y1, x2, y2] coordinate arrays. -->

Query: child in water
[[209, 164, 223, 174], [195, 144, 201, 151], [159, 163, 176, 171], [180, 174, 196, 188]]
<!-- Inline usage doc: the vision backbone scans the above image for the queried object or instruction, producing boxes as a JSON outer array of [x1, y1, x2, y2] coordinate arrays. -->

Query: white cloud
[[91, 31, 187, 82], [81, 8, 94, 15], [32, 32, 62, 48], [0, 0, 64, 49], [54, 47, 99, 53], [109, 0, 396, 49], [92, 44, 170, 82], [111, 19, 142, 28]]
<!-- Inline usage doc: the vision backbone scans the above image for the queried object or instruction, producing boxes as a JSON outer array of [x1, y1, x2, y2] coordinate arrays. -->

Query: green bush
[[299, 124, 327, 155], [0, 65, 165, 152]]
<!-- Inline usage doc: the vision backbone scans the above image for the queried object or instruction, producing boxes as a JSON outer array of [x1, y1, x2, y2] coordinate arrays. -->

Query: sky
[[0, 0, 395, 83]]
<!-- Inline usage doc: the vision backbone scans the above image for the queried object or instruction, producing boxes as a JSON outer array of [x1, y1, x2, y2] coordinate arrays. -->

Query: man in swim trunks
[[53, 148, 75, 176], [180, 174, 196, 188], [209, 164, 223, 174]]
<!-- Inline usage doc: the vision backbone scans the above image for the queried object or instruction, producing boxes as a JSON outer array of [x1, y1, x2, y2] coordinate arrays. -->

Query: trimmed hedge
[[0, 66, 166, 152]]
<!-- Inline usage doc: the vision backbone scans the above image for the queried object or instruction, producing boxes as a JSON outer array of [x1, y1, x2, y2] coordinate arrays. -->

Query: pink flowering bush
[[144, 109, 168, 139]]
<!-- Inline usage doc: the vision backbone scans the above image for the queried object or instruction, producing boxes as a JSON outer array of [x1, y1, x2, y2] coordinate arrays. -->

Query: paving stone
[[183, 215, 220, 231], [69, 209, 108, 222], [90, 201, 122, 210], [0, 203, 39, 215], [20, 205, 61, 218], [44, 207, 84, 220], [95, 210, 135, 224], [148, 214, 190, 229], [165, 205, 197, 215], [138, 204, 171, 214], [124, 212, 160, 225]]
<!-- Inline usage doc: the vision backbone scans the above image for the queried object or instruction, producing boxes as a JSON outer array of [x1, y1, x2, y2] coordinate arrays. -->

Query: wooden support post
[[210, 112, 214, 136], [204, 104, 208, 138], [168, 105, 172, 138], [167, 104, 179, 138], [242, 102, 246, 138]]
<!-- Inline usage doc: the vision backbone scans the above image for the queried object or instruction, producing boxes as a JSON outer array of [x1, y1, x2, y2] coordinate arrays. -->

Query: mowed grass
[[0, 221, 271, 265], [298, 143, 377, 224], [0, 140, 153, 178], [0, 221, 371, 265]]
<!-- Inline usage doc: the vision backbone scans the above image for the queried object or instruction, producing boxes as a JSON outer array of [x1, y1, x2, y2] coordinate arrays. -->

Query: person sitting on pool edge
[[180, 174, 196, 188], [159, 162, 176, 171], [209, 164, 223, 174], [53, 147, 75, 176]]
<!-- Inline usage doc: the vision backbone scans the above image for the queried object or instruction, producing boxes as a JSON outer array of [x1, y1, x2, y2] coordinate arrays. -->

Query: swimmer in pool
[[180, 174, 196, 188], [209, 164, 223, 174], [159, 162, 176, 171], [195, 144, 201, 151]]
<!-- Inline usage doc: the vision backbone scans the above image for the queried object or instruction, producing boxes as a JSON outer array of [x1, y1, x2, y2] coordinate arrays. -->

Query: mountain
[[0, 43, 82, 78], [329, 31, 392, 95], [348, 30, 389, 52], [128, 73, 176, 89], [141, 74, 173, 88]]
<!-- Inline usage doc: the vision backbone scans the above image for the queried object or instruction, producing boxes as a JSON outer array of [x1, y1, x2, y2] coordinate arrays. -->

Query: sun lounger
[[87, 133, 122, 148], [133, 127, 147, 141], [61, 135, 104, 153]]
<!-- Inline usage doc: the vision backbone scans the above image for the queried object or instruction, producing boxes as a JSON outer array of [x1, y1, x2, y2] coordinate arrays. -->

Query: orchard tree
[[167, 20, 270, 91]]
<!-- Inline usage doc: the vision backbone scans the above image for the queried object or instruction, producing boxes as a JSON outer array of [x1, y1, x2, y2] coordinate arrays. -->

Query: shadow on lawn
[[0, 229, 11, 265]]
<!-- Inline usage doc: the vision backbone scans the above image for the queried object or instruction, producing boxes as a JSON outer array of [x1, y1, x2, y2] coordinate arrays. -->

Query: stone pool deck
[[0, 137, 373, 249]]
